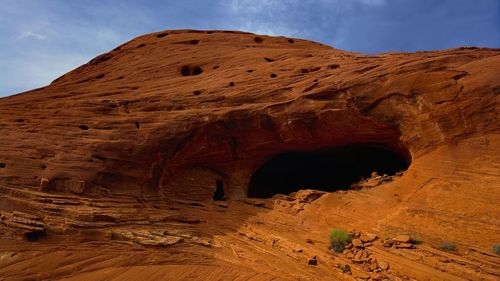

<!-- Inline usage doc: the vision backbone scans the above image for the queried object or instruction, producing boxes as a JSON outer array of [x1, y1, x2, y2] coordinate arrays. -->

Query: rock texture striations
[[0, 30, 499, 280]]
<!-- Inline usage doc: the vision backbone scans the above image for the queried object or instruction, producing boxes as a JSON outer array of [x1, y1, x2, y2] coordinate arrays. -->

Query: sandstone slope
[[0, 30, 499, 280]]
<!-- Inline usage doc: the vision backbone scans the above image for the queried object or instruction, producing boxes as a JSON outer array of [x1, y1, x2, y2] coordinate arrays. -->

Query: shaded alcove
[[248, 143, 410, 198], [213, 179, 225, 201]]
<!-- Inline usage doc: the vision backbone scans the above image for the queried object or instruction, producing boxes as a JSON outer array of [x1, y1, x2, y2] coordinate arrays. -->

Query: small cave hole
[[136, 43, 146, 48], [135, 121, 140, 129], [288, 39, 295, 44], [248, 143, 410, 198], [181, 65, 203, 76], [213, 65, 220, 69], [190, 39, 200, 45], [247, 70, 254, 73], [213, 179, 225, 201], [264, 57, 275, 62], [24, 230, 46, 242], [229, 82, 235, 87], [193, 90, 202, 96], [192, 66, 203, 75], [78, 125, 89, 130], [0, 163, 5, 168], [328, 64, 340, 70], [254, 36, 264, 43], [181, 66, 190, 76], [270, 73, 277, 78]]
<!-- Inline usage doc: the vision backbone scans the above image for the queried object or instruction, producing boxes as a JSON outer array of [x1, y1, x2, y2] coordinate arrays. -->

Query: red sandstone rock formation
[[0, 30, 499, 280]]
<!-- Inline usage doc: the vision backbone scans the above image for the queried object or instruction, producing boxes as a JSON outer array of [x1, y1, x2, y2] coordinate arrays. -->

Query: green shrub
[[493, 244, 500, 255], [329, 229, 352, 252], [440, 242, 457, 252]]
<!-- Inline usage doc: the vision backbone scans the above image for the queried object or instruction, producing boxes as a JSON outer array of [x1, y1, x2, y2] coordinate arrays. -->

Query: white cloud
[[20, 31, 47, 40]]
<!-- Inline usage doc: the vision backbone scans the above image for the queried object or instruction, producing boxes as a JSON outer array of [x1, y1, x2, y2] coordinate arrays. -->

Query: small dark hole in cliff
[[213, 179, 225, 201], [270, 73, 277, 78], [190, 39, 200, 45], [248, 143, 410, 198], [254, 37, 264, 43], [181, 65, 203, 76], [79, 125, 89, 130], [24, 230, 46, 242], [288, 39, 295, 44], [181, 66, 190, 76], [192, 66, 203, 75], [0, 163, 6, 168]]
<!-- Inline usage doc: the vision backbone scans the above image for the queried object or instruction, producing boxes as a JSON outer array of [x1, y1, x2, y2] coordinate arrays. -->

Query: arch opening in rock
[[247, 143, 410, 198]]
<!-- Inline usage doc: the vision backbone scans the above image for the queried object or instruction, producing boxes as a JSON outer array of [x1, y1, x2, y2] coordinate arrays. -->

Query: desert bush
[[329, 229, 352, 252], [493, 244, 500, 255], [440, 242, 457, 252]]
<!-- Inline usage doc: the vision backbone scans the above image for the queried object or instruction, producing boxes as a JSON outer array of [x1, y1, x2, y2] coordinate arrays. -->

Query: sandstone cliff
[[0, 30, 499, 280]]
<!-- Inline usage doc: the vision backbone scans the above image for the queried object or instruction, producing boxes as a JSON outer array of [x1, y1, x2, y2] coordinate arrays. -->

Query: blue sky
[[1, 0, 499, 97]]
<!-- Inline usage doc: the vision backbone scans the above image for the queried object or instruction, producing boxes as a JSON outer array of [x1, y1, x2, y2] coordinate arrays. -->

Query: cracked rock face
[[0, 30, 499, 280]]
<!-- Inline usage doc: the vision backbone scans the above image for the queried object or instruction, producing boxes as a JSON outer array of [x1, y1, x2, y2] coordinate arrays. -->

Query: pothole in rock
[[180, 65, 203, 76], [247, 143, 410, 198]]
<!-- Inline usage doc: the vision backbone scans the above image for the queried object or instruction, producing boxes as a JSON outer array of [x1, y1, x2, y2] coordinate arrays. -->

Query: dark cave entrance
[[213, 179, 225, 201], [247, 143, 410, 198]]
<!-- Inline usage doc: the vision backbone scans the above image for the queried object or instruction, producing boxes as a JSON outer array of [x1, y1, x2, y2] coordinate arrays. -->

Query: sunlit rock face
[[0, 30, 499, 280]]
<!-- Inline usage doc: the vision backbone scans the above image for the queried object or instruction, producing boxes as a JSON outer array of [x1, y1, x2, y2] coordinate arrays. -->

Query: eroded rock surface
[[0, 30, 499, 280]]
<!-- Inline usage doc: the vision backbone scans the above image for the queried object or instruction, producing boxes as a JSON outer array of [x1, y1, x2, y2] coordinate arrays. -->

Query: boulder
[[359, 233, 377, 243], [393, 235, 411, 243], [352, 238, 364, 248], [378, 261, 390, 270]]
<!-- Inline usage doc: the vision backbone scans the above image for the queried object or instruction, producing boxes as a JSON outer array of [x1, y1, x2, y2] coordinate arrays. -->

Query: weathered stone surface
[[0, 29, 499, 281]]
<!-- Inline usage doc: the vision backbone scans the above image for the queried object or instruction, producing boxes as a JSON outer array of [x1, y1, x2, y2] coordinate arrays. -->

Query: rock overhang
[[0, 29, 498, 201]]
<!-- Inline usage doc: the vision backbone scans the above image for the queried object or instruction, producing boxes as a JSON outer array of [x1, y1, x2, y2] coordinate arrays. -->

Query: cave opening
[[248, 143, 410, 198], [213, 179, 225, 201]]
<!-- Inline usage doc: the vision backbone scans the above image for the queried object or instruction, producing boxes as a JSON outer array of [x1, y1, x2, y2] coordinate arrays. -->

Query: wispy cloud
[[20, 31, 48, 40]]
